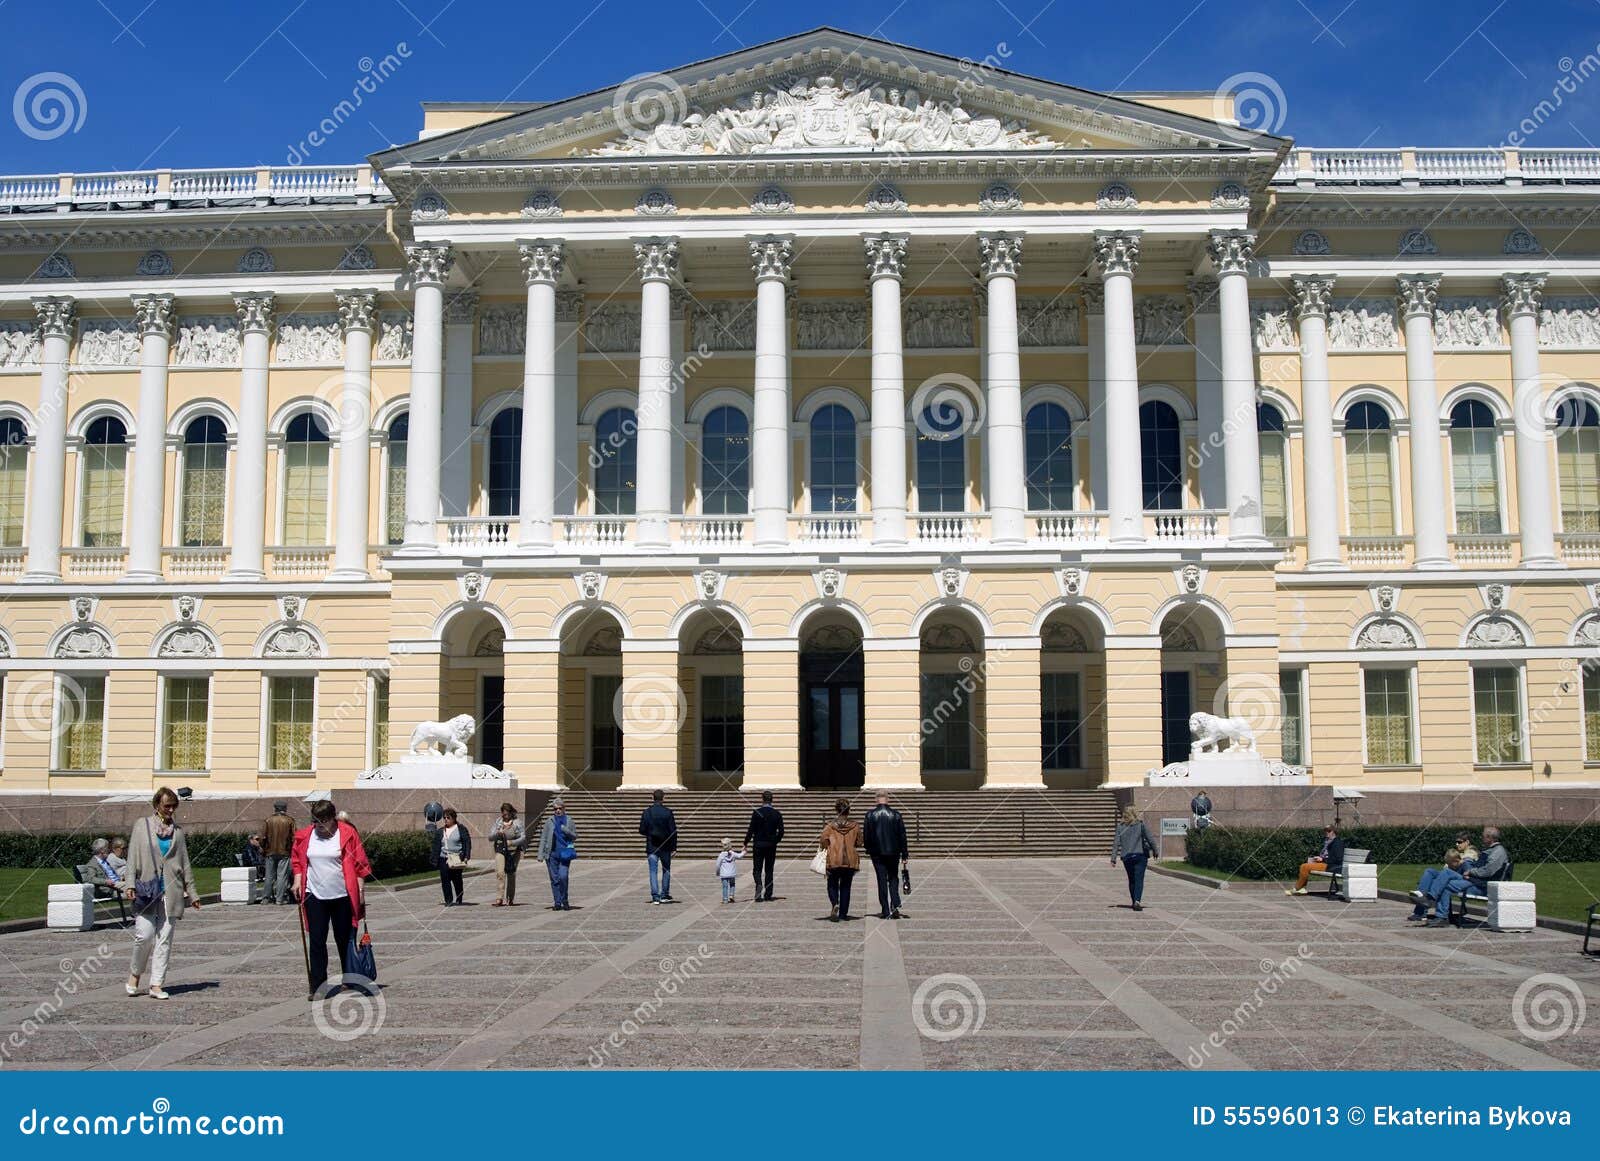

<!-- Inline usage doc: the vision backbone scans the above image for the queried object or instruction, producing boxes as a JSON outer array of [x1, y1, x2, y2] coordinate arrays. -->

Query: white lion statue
[[409, 714, 476, 759], [1189, 712, 1256, 756]]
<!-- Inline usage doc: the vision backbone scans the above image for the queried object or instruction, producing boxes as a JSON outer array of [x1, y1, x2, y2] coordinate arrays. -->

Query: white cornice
[[0, 271, 402, 307]]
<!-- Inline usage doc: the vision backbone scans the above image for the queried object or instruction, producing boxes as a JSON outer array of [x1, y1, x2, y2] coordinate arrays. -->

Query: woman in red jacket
[[291, 799, 373, 999]]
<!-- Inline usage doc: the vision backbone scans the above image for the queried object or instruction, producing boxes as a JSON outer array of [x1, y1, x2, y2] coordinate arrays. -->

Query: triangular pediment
[[374, 27, 1286, 170]]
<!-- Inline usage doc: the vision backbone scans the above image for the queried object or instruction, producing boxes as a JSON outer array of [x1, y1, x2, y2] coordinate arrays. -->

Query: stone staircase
[[526, 788, 1118, 859]]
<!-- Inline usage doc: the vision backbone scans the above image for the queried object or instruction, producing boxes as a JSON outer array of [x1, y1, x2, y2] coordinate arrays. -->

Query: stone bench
[[1309, 848, 1372, 900], [46, 883, 94, 931], [220, 866, 257, 905]]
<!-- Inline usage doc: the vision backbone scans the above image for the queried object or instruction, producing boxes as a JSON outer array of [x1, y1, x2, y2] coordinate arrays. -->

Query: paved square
[[1, 859, 1595, 1070]]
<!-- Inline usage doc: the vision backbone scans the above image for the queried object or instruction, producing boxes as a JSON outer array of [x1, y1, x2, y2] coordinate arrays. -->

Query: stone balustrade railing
[[0, 165, 390, 213], [1342, 535, 1413, 568], [1273, 147, 1600, 188]]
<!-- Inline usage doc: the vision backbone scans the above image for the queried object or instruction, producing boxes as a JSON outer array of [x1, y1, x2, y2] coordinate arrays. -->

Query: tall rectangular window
[[1345, 429, 1395, 535], [57, 675, 107, 771], [1450, 425, 1502, 533], [1584, 660, 1600, 763], [699, 674, 744, 773], [1041, 671, 1082, 770], [1362, 668, 1413, 765], [80, 443, 127, 547], [1472, 666, 1524, 765], [371, 675, 390, 766], [590, 673, 623, 771], [180, 435, 228, 546], [1259, 428, 1289, 538], [0, 423, 26, 548], [162, 676, 210, 771], [266, 676, 315, 771], [920, 672, 972, 770], [1280, 669, 1306, 766], [385, 421, 407, 545]]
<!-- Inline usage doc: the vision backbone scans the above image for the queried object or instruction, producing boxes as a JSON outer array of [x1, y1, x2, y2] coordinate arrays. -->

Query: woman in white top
[[291, 799, 373, 999], [430, 807, 472, 906]]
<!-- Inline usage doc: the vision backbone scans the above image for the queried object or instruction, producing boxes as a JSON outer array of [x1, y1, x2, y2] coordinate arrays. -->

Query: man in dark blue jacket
[[742, 790, 785, 902], [863, 791, 909, 919], [638, 789, 678, 904]]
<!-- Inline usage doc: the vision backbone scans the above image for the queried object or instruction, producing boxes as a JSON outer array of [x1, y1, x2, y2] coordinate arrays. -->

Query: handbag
[[554, 827, 577, 862], [900, 861, 912, 895], [809, 847, 828, 875], [346, 919, 378, 989], [132, 822, 165, 915], [445, 852, 467, 870]]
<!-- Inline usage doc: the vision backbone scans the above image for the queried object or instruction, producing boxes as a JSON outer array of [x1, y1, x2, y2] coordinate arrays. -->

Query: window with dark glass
[[1140, 400, 1183, 510], [916, 405, 966, 512], [1025, 402, 1074, 511], [593, 407, 637, 516], [488, 407, 522, 518], [701, 406, 750, 515]]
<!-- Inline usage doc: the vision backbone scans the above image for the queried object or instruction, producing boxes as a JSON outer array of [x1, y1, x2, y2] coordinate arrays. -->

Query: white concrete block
[[1343, 877, 1378, 901], [1343, 864, 1378, 879], [46, 900, 94, 931], [1488, 899, 1536, 932], [219, 867, 256, 883], [47, 883, 94, 903], [1488, 881, 1535, 903], [219, 880, 255, 904]]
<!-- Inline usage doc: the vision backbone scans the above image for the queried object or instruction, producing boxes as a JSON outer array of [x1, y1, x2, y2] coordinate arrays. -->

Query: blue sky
[[2, 0, 1598, 172]]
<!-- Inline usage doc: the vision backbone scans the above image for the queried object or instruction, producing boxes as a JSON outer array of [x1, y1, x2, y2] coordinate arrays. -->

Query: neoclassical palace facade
[[2, 29, 1599, 796]]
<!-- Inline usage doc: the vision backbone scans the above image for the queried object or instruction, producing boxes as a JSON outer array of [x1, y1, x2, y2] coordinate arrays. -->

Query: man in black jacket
[[638, 789, 678, 904], [863, 791, 909, 919], [742, 790, 785, 902]]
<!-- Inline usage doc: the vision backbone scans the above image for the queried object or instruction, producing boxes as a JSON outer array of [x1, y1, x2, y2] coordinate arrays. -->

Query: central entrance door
[[800, 645, 864, 788], [1159, 669, 1192, 767], [479, 675, 506, 771]]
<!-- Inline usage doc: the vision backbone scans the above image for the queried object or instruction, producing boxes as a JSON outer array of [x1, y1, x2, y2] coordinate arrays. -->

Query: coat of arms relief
[[581, 75, 1056, 156]]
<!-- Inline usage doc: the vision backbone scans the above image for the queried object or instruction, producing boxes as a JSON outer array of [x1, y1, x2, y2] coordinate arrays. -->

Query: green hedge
[[1185, 824, 1600, 880], [0, 829, 436, 879]]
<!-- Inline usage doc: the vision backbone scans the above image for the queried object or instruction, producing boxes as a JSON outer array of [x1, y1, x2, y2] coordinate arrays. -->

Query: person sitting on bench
[[1425, 826, 1510, 928], [1286, 825, 1344, 895], [1406, 849, 1468, 923]]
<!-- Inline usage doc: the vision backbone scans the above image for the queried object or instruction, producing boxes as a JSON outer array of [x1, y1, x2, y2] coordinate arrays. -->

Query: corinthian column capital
[[863, 233, 907, 281], [1205, 229, 1256, 275], [405, 242, 455, 287], [336, 291, 378, 333], [1291, 275, 1336, 322], [519, 240, 566, 286], [749, 235, 794, 282], [31, 296, 76, 339], [132, 294, 176, 339], [977, 232, 1024, 281], [1501, 273, 1547, 319], [634, 237, 681, 284], [1397, 273, 1442, 319], [1092, 230, 1141, 278], [233, 293, 275, 335]]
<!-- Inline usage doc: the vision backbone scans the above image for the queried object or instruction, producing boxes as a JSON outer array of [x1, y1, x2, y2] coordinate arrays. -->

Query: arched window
[[80, 416, 128, 547], [281, 412, 330, 546], [0, 416, 27, 548], [1556, 396, 1600, 533], [593, 406, 637, 516], [385, 414, 408, 544], [179, 416, 227, 547], [1257, 403, 1289, 537], [700, 405, 749, 515], [915, 405, 966, 513], [1139, 400, 1183, 510], [1025, 401, 1074, 511], [488, 407, 522, 518], [1344, 401, 1395, 536], [809, 404, 857, 513], [1449, 399, 1502, 534]]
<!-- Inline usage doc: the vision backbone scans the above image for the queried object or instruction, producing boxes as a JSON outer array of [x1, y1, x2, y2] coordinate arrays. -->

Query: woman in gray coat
[[1110, 806, 1156, 912], [488, 802, 528, 907], [123, 787, 200, 999]]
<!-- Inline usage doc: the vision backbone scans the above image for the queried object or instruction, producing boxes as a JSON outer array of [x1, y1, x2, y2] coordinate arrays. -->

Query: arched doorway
[[678, 610, 745, 789], [559, 610, 624, 789], [798, 612, 864, 788], [1157, 603, 1227, 765], [918, 609, 986, 788], [439, 611, 506, 769], [1039, 606, 1106, 788]]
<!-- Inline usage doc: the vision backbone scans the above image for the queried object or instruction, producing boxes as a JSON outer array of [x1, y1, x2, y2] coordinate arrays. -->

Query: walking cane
[[295, 889, 314, 999]]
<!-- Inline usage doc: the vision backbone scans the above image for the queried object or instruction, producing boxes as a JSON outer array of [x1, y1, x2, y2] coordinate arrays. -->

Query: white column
[[518, 240, 563, 548], [1209, 230, 1267, 544], [750, 235, 794, 547], [633, 238, 679, 549], [670, 288, 689, 516], [1292, 276, 1343, 570], [21, 296, 74, 583], [440, 291, 476, 519], [865, 234, 908, 546], [1093, 231, 1144, 544], [225, 294, 274, 581], [399, 243, 452, 554], [1397, 274, 1451, 569], [979, 232, 1027, 544], [124, 295, 176, 581], [1083, 286, 1106, 509], [1504, 274, 1560, 567], [1188, 278, 1225, 510], [554, 291, 582, 518], [330, 291, 375, 580]]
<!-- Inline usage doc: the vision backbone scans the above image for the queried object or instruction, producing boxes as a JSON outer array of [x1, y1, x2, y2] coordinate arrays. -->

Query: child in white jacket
[[716, 839, 744, 903]]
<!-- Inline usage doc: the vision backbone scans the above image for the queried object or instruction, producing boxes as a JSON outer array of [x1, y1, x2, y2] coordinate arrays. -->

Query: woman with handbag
[[124, 787, 200, 1000], [816, 798, 863, 922], [431, 808, 471, 905], [291, 798, 374, 999], [1110, 806, 1157, 911], [488, 802, 527, 908], [536, 798, 577, 911]]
